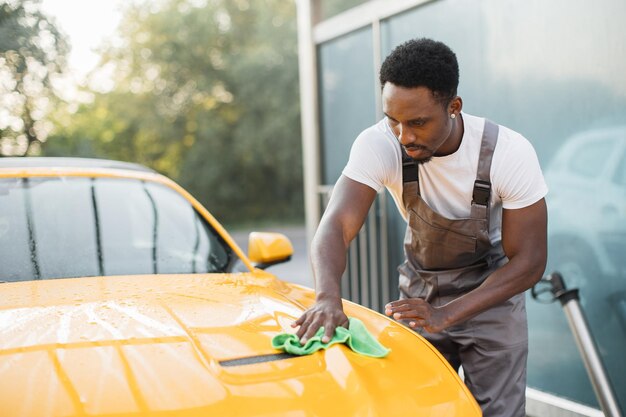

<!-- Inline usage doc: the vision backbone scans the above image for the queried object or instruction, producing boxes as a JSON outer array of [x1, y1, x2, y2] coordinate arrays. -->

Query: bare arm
[[293, 175, 377, 343], [386, 198, 548, 332]]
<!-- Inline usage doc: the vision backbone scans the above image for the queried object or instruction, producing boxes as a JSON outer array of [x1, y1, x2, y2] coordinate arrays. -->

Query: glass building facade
[[299, 0, 625, 414]]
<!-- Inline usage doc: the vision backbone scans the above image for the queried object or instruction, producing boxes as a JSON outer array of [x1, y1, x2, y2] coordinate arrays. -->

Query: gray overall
[[398, 120, 528, 417]]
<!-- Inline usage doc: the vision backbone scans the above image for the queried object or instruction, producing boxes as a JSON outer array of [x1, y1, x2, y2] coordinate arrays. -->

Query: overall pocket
[[407, 208, 479, 270]]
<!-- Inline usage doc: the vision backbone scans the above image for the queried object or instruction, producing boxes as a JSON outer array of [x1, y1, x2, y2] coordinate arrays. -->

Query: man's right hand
[[292, 176, 376, 345], [292, 298, 349, 344]]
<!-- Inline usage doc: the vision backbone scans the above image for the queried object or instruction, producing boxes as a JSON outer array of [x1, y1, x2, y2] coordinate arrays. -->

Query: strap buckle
[[472, 180, 491, 206]]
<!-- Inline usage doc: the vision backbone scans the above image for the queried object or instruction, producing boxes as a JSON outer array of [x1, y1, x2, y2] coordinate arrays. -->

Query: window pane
[[318, 27, 377, 184], [0, 179, 44, 281], [0, 177, 236, 281], [317, 0, 370, 21]]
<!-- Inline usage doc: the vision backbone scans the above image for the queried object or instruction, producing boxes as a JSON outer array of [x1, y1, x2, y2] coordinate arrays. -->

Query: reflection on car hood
[[0, 273, 479, 417]]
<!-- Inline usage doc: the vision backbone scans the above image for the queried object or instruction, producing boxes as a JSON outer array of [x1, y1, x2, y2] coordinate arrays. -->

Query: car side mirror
[[247, 232, 294, 269]]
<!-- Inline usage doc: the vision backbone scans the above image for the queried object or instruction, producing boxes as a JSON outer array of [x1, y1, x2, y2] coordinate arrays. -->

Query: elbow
[[529, 256, 547, 286], [504, 239, 547, 289], [522, 251, 548, 288], [506, 248, 547, 290]]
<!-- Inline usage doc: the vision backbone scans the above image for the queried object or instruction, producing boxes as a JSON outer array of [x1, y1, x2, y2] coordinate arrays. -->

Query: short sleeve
[[342, 125, 399, 192], [493, 131, 549, 209]]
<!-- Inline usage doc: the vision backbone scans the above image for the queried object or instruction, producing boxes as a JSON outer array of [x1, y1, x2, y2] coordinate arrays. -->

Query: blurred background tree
[[0, 0, 68, 156], [40, 0, 303, 226]]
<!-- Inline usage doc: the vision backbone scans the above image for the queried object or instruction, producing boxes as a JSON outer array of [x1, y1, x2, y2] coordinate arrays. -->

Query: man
[[293, 38, 548, 417]]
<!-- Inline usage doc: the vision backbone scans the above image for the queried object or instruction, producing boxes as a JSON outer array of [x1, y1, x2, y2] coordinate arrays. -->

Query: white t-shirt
[[342, 113, 548, 244]]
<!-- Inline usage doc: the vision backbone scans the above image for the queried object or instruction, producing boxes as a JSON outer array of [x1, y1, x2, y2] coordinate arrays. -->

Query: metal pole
[[295, 0, 321, 250], [543, 272, 624, 417]]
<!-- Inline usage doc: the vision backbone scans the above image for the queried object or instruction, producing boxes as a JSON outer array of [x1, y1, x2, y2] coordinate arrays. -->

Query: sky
[[40, 0, 126, 82], [1, 0, 126, 144]]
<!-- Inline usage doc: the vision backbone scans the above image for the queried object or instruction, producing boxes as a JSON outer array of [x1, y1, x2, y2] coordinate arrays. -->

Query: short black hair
[[379, 38, 459, 105]]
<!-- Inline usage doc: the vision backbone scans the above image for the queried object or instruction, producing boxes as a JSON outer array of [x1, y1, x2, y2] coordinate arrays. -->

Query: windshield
[[0, 176, 239, 281]]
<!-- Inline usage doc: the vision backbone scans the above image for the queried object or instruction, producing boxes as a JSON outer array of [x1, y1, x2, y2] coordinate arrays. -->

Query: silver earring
[[450, 114, 456, 119]]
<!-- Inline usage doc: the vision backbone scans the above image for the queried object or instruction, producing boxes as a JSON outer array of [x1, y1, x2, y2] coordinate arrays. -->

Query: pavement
[[229, 225, 314, 288]]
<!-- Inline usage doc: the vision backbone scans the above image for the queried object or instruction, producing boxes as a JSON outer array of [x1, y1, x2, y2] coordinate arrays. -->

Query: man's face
[[382, 83, 458, 164]]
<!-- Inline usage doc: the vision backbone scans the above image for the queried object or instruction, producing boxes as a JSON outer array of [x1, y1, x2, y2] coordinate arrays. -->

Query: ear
[[448, 96, 463, 117]]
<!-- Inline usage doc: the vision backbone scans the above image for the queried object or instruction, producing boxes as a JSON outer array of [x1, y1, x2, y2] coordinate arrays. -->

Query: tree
[[0, 0, 68, 156], [45, 0, 303, 225]]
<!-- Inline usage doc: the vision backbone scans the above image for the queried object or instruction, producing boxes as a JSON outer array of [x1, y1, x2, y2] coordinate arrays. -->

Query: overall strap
[[470, 119, 499, 220], [401, 118, 499, 218], [401, 146, 419, 210]]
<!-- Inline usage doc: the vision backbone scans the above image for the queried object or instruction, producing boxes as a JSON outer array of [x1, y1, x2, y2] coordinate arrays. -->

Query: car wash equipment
[[532, 271, 623, 417]]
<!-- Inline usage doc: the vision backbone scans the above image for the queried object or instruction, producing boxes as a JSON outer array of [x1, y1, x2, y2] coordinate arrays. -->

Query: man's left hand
[[385, 298, 447, 333]]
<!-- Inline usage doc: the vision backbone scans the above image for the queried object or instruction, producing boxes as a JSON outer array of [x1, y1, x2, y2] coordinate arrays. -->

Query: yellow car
[[0, 157, 480, 417]]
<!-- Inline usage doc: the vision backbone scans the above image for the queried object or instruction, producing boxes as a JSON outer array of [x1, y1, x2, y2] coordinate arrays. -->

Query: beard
[[413, 155, 433, 164], [404, 145, 433, 164]]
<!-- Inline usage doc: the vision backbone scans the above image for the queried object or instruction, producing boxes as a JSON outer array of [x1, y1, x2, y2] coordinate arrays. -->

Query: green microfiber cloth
[[272, 317, 390, 358]]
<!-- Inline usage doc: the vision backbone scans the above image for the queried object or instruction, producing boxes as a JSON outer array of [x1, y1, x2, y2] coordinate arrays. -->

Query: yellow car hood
[[0, 273, 480, 417]]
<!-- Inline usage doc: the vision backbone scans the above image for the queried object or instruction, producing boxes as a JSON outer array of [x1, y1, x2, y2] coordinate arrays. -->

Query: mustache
[[403, 144, 430, 152], [402, 144, 433, 164]]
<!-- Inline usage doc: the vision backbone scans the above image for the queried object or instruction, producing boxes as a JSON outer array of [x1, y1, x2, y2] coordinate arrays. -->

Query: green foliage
[[45, 0, 303, 225], [0, 0, 68, 156]]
